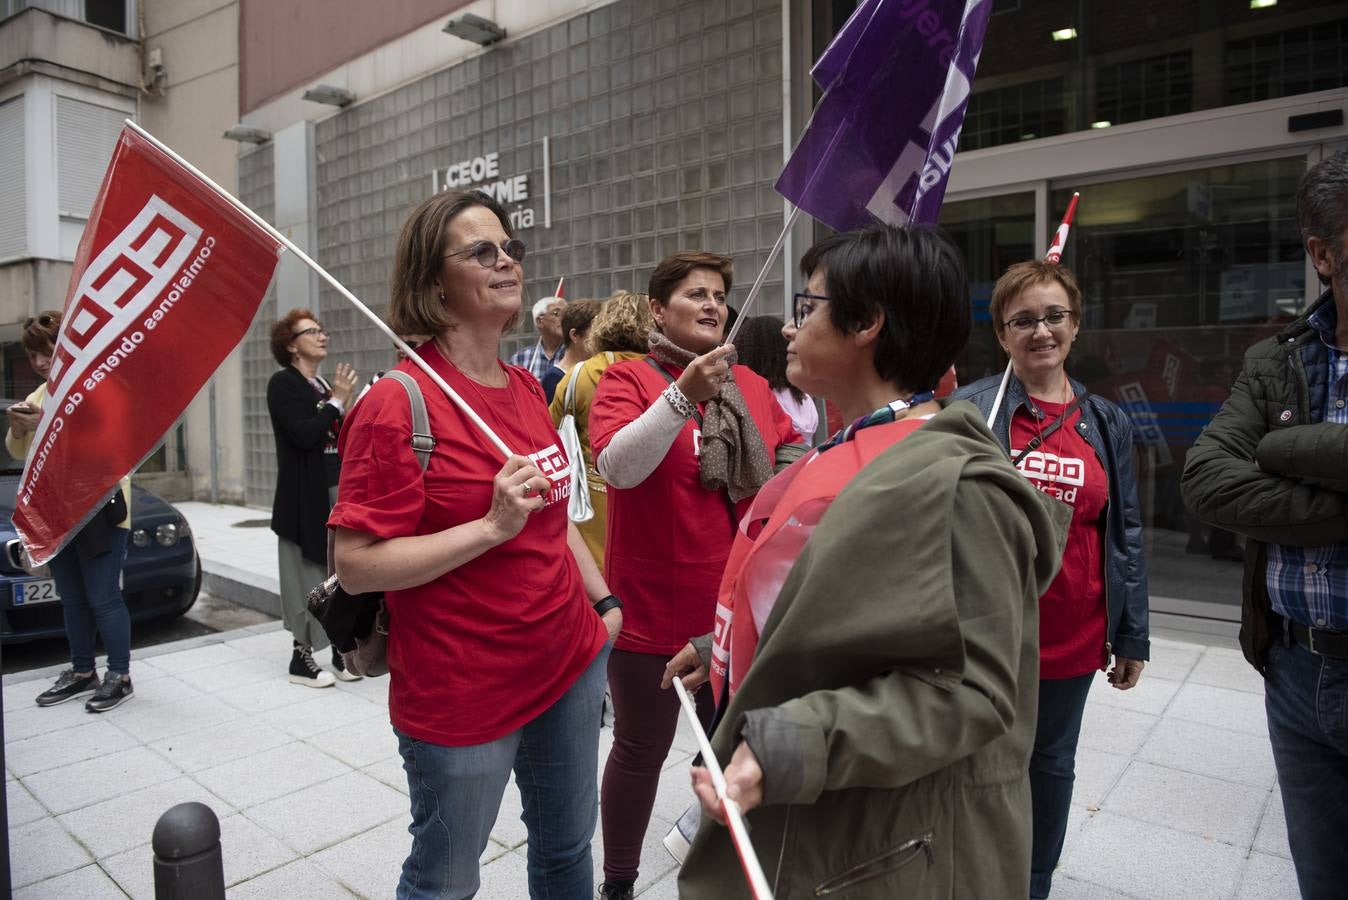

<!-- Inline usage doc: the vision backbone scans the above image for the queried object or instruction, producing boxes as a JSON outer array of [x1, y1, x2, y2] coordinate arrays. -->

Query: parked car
[[0, 412, 201, 644]]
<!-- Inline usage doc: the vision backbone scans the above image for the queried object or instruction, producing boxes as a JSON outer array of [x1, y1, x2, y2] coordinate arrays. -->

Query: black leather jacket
[[953, 375, 1151, 662]]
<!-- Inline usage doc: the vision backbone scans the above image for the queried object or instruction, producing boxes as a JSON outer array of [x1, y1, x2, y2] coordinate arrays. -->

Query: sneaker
[[598, 881, 634, 900], [85, 672, 134, 713], [662, 802, 700, 864], [331, 646, 362, 682], [289, 645, 336, 688], [35, 669, 98, 707]]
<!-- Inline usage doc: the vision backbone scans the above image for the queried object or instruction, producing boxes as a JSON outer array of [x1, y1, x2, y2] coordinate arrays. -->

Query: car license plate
[[13, 579, 60, 606]]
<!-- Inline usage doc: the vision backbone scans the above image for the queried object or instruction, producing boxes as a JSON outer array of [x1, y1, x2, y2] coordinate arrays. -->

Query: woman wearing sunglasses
[[673, 225, 1070, 898], [587, 251, 800, 899], [953, 260, 1150, 899], [266, 308, 359, 686], [329, 189, 621, 900]]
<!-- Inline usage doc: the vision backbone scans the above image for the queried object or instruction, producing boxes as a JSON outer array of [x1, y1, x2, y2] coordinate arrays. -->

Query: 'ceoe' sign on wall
[[430, 151, 539, 230]]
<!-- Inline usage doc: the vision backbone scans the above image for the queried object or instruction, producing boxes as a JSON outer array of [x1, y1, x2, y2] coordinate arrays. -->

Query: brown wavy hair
[[590, 290, 653, 354], [269, 308, 318, 367], [21, 310, 62, 355]]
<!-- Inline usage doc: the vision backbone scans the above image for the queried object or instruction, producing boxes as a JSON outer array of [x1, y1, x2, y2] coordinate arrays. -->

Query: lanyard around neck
[[817, 391, 934, 454]]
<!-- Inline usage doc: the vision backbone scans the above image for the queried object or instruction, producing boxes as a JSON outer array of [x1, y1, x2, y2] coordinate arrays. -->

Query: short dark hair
[[648, 251, 733, 305], [21, 310, 62, 356], [389, 189, 521, 335], [800, 224, 969, 394], [1296, 149, 1348, 286], [734, 315, 800, 401], [270, 308, 317, 367], [561, 298, 601, 346]]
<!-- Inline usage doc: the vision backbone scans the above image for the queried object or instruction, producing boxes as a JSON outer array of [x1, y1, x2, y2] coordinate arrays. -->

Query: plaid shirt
[[509, 340, 564, 383], [1265, 302, 1348, 631]]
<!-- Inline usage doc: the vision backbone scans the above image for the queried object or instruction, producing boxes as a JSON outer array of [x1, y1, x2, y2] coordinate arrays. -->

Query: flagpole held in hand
[[722, 205, 801, 346], [671, 678, 774, 900], [122, 120, 511, 460]]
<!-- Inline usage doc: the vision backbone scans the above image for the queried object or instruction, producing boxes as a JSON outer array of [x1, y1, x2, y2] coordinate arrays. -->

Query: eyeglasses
[[1002, 310, 1074, 333], [293, 327, 328, 338], [792, 291, 830, 329], [23, 313, 58, 329], [444, 238, 527, 269]]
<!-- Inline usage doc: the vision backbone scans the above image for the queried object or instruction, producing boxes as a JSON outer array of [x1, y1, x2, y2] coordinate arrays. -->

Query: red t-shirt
[[1010, 398, 1108, 679], [329, 344, 606, 746], [589, 359, 796, 656]]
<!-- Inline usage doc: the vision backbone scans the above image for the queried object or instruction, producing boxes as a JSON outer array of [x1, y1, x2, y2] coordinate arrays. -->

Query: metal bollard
[[152, 801, 225, 900]]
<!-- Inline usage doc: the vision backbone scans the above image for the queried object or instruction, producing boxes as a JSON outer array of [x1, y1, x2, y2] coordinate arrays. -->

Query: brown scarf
[[647, 330, 774, 502]]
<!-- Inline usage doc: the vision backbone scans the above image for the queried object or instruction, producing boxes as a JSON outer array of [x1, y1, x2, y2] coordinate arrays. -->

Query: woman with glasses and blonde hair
[[8, 312, 136, 712], [329, 189, 621, 900], [954, 260, 1150, 899], [267, 308, 359, 686]]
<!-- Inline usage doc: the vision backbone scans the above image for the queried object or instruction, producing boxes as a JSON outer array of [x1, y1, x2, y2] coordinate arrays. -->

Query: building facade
[[1, 0, 1346, 632]]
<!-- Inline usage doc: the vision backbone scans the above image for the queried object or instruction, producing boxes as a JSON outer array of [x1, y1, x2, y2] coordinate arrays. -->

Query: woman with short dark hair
[[954, 259, 1150, 899], [8, 311, 137, 713], [588, 251, 798, 899], [673, 224, 1070, 899], [330, 189, 621, 899], [266, 307, 359, 686]]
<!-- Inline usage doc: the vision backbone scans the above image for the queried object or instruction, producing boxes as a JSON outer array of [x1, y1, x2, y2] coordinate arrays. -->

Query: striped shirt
[[509, 340, 564, 383], [1265, 302, 1348, 631]]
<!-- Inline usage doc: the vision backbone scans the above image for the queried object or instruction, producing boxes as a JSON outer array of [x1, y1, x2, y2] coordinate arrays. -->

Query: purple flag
[[776, 0, 994, 231]]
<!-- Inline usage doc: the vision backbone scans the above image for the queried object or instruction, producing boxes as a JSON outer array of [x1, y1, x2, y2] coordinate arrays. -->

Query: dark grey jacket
[[1181, 289, 1348, 672], [953, 374, 1151, 662]]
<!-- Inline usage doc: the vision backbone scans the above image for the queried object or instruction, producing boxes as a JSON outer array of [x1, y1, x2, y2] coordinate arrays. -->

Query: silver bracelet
[[661, 383, 696, 419]]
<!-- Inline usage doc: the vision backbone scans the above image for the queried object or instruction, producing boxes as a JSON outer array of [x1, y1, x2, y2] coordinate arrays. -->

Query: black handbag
[[306, 371, 434, 676]]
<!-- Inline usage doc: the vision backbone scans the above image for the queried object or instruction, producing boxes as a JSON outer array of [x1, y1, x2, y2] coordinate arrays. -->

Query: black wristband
[[592, 595, 623, 616]]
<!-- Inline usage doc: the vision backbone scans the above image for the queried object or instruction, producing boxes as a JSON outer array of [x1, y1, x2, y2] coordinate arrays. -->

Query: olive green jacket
[[678, 400, 1070, 899]]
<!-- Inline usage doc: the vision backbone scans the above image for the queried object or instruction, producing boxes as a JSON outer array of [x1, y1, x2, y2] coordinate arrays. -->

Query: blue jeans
[[1265, 639, 1348, 900], [47, 529, 130, 675], [1029, 672, 1094, 899], [395, 641, 611, 900]]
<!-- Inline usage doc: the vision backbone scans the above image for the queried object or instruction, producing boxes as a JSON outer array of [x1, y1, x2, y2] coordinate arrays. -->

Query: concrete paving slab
[[1104, 761, 1266, 846], [255, 687, 385, 739], [8, 815, 93, 889], [97, 676, 243, 745], [174, 654, 279, 694], [4, 693, 103, 744], [213, 671, 333, 715], [1072, 748, 1131, 809], [12, 862, 126, 899], [304, 713, 400, 770], [244, 770, 405, 855], [1188, 647, 1266, 695], [1235, 851, 1300, 899], [22, 745, 182, 815], [638, 871, 680, 899], [222, 627, 293, 659], [362, 756, 409, 796], [307, 817, 409, 899], [1253, 789, 1291, 859], [1136, 717, 1276, 788], [192, 741, 349, 809], [1168, 682, 1269, 737], [476, 849, 530, 900], [589, 807, 681, 895], [5, 719, 139, 778], [7, 778, 48, 826], [1143, 639, 1204, 683], [136, 641, 249, 675], [1076, 703, 1158, 758], [147, 716, 292, 773], [56, 773, 233, 859], [1086, 674, 1182, 716], [226, 857, 357, 899], [1060, 811, 1245, 899], [218, 812, 306, 887]]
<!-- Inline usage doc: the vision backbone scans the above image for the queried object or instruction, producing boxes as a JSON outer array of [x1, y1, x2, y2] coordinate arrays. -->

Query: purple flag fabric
[[776, 0, 994, 232]]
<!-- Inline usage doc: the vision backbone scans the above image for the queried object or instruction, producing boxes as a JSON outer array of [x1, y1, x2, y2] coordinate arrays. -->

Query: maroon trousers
[[600, 647, 715, 882]]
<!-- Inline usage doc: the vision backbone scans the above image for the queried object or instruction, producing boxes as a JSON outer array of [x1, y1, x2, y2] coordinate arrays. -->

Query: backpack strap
[[382, 370, 435, 471]]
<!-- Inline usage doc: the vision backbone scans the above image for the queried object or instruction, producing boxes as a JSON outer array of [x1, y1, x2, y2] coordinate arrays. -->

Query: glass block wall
[[240, 0, 786, 505], [238, 143, 278, 507]]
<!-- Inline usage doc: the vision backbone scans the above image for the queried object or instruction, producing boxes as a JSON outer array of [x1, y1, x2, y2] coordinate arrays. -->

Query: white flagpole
[[671, 678, 774, 900], [723, 205, 801, 346], [123, 120, 511, 459], [986, 361, 1012, 429]]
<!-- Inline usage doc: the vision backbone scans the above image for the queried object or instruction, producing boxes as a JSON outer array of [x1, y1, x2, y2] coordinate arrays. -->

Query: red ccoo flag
[[15, 124, 282, 564]]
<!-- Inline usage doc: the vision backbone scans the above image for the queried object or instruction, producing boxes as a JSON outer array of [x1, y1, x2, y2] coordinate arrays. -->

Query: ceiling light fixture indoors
[[443, 13, 506, 46], [303, 84, 355, 107]]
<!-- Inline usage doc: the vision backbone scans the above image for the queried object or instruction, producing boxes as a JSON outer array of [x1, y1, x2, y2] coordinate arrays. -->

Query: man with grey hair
[[1183, 149, 1348, 898], [510, 296, 566, 382]]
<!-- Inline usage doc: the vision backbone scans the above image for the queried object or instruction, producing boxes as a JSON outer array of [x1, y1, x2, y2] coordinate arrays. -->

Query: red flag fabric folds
[[15, 124, 282, 564]]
